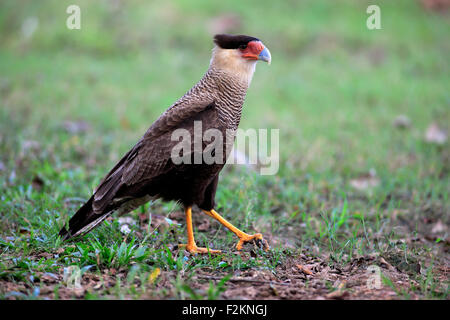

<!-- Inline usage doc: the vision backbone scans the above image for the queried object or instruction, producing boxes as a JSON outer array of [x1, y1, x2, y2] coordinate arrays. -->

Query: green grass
[[0, 0, 449, 299]]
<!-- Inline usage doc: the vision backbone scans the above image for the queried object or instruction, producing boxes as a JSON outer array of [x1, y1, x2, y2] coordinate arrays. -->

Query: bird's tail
[[59, 196, 111, 240]]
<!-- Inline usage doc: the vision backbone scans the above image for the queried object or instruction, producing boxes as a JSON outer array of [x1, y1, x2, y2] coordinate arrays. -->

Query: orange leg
[[202, 209, 269, 251], [178, 206, 221, 254]]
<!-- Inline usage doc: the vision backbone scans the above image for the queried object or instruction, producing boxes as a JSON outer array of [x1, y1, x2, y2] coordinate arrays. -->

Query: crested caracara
[[59, 34, 271, 254]]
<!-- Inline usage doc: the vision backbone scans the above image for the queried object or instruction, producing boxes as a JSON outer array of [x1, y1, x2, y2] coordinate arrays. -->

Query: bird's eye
[[239, 44, 247, 50]]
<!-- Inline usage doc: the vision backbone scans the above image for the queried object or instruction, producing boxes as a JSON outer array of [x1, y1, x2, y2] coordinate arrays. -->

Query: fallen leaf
[[93, 282, 102, 290], [326, 289, 349, 299], [243, 286, 258, 298], [41, 273, 59, 283], [296, 264, 313, 275], [431, 220, 446, 233], [379, 257, 394, 270], [150, 215, 180, 231], [73, 288, 85, 298], [148, 268, 161, 284], [168, 211, 185, 220], [62, 120, 91, 134], [269, 285, 279, 296], [337, 281, 346, 290], [350, 169, 380, 190], [393, 115, 411, 129], [197, 219, 210, 231], [425, 123, 447, 145]]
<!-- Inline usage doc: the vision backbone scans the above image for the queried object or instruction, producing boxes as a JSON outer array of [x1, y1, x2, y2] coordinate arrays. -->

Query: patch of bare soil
[[1, 248, 447, 300], [189, 252, 440, 300]]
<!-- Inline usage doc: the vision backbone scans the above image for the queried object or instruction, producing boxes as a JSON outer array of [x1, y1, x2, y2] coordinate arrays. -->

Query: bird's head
[[210, 34, 271, 85]]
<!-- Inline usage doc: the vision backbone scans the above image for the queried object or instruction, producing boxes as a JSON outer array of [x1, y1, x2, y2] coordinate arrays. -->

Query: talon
[[201, 209, 270, 253], [178, 243, 221, 254], [236, 233, 269, 251], [257, 238, 270, 251]]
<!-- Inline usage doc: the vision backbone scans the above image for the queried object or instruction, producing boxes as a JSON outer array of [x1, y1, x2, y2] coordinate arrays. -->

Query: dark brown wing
[[92, 98, 215, 213]]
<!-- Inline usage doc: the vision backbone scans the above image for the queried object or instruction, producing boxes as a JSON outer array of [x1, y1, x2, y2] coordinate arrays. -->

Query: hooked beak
[[258, 47, 271, 65]]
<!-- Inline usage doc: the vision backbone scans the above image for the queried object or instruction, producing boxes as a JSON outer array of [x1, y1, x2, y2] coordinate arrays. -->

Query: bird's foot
[[178, 243, 222, 254], [236, 233, 269, 251]]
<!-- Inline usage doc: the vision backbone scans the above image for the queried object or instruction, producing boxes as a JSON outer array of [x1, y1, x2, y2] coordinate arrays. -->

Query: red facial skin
[[240, 40, 264, 60]]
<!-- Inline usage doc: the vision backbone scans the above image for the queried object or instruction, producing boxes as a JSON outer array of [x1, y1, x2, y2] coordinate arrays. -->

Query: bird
[[59, 34, 271, 254]]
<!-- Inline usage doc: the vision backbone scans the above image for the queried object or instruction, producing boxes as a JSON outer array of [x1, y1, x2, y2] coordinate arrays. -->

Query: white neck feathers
[[209, 46, 257, 87]]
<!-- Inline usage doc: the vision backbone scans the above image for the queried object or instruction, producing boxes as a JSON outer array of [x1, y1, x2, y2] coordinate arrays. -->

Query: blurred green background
[[1, 0, 448, 173]]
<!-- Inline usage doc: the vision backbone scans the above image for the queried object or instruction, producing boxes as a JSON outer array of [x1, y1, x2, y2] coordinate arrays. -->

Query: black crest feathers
[[213, 34, 260, 49]]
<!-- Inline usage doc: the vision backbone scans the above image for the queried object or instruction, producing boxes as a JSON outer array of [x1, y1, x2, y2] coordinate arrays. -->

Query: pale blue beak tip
[[258, 47, 271, 65]]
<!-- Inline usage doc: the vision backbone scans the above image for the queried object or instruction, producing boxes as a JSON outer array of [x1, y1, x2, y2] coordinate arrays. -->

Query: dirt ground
[[2, 244, 448, 300]]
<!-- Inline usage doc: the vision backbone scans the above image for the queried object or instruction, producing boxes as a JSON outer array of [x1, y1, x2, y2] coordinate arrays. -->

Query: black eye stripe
[[214, 34, 260, 49]]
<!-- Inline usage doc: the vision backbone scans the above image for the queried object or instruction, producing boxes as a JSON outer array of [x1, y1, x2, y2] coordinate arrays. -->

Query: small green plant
[[207, 275, 231, 300]]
